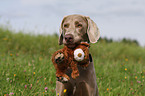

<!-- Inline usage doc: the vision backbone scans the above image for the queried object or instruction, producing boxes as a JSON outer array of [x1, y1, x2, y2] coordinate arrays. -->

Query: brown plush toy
[[52, 42, 90, 81]]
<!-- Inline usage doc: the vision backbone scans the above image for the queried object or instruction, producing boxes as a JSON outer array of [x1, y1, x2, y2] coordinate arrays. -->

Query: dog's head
[[59, 14, 100, 48]]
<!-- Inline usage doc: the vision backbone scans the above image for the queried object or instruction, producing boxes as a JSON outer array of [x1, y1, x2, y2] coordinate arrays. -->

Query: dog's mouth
[[64, 39, 81, 48], [65, 44, 76, 48], [65, 41, 81, 49]]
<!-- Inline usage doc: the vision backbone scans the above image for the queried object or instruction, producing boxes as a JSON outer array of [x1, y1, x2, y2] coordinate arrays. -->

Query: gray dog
[[55, 14, 100, 96]]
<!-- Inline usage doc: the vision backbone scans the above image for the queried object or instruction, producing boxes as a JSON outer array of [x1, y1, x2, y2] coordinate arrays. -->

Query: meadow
[[0, 27, 145, 96]]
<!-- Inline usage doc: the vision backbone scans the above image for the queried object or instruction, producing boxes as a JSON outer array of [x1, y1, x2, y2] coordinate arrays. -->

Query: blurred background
[[0, 0, 145, 46]]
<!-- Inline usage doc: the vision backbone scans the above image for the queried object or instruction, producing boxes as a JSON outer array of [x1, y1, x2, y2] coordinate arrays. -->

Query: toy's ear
[[80, 42, 90, 47], [85, 16, 100, 43]]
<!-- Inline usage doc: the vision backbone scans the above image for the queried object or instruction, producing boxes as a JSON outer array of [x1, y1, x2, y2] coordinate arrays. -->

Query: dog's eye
[[77, 24, 82, 28], [64, 24, 69, 28], [75, 22, 82, 28]]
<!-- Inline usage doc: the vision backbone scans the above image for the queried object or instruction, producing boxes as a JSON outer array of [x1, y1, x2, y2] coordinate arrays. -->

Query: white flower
[[6, 78, 10, 82], [74, 48, 85, 61]]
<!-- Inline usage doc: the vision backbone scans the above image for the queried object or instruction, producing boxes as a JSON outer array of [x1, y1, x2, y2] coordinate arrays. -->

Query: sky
[[0, 0, 145, 46]]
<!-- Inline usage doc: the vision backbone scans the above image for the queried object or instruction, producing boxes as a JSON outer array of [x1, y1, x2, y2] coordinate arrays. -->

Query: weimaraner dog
[[55, 14, 100, 96]]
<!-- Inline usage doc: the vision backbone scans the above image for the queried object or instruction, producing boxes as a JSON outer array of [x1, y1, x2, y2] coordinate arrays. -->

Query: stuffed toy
[[52, 42, 90, 80]]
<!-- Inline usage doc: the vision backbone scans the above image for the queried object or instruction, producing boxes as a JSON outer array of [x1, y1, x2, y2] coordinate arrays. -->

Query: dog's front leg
[[56, 81, 65, 96], [56, 81, 74, 96]]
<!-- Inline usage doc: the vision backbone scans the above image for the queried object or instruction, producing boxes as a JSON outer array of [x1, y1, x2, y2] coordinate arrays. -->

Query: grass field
[[0, 27, 145, 96]]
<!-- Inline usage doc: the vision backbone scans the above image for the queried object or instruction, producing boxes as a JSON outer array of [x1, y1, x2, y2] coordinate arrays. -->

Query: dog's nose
[[64, 34, 73, 43]]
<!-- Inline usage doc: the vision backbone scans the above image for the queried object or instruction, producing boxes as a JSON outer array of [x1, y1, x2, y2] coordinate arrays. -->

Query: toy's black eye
[[64, 24, 69, 28]]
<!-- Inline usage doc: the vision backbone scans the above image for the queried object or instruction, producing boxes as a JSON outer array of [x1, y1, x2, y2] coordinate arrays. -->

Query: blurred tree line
[[99, 37, 139, 46]]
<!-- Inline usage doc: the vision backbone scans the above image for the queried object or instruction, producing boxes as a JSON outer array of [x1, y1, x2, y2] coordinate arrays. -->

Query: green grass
[[0, 27, 145, 96]]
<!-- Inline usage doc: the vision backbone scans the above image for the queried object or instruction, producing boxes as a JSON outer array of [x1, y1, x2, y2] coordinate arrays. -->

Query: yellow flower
[[14, 74, 16, 77], [4, 94, 6, 96], [125, 58, 128, 61], [3, 38, 8, 40], [64, 89, 67, 93], [10, 54, 13, 56], [33, 72, 35, 75], [107, 88, 109, 91], [125, 68, 127, 71], [135, 76, 137, 79], [57, 93, 59, 96], [125, 76, 127, 79], [39, 57, 42, 61], [37, 80, 39, 83], [142, 76, 144, 78]]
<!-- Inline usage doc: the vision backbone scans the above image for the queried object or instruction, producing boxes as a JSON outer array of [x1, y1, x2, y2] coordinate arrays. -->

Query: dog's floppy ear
[[85, 16, 100, 43], [59, 28, 63, 45], [59, 16, 67, 45]]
